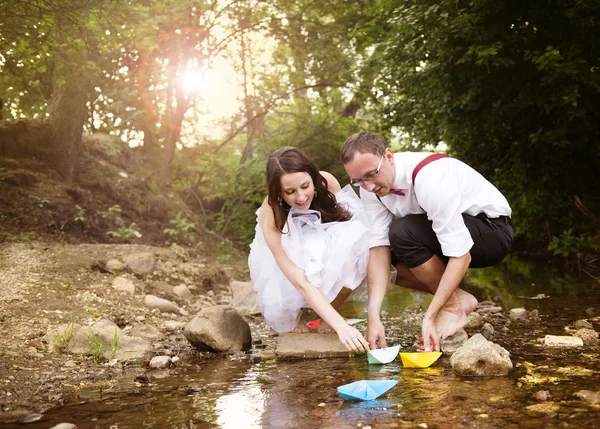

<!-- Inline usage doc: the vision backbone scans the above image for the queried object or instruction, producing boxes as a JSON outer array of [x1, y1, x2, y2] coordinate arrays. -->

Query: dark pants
[[389, 214, 513, 269]]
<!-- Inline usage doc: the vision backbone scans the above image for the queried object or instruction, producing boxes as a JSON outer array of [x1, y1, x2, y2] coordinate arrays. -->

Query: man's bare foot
[[292, 319, 310, 333], [456, 288, 478, 314], [435, 301, 468, 340]]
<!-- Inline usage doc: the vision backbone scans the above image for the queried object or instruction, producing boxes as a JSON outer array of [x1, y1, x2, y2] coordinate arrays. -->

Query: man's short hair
[[341, 131, 388, 164]]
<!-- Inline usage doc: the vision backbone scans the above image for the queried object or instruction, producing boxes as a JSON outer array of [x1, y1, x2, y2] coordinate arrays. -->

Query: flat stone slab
[[544, 335, 583, 347], [276, 333, 354, 359]]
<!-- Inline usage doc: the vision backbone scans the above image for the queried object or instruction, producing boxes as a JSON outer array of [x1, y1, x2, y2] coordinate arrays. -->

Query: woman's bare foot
[[292, 319, 310, 333], [315, 320, 336, 334]]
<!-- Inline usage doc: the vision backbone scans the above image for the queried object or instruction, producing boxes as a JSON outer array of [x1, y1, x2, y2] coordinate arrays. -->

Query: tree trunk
[[49, 76, 87, 183]]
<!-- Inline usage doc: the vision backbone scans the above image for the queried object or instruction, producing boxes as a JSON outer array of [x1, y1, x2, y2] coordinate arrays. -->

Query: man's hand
[[366, 319, 387, 349], [421, 314, 440, 352], [336, 324, 370, 353]]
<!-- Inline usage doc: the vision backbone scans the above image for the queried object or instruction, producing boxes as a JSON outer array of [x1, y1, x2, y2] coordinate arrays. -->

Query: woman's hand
[[336, 324, 370, 353]]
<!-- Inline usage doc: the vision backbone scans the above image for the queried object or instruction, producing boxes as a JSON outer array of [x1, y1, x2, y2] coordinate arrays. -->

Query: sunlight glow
[[179, 69, 209, 95]]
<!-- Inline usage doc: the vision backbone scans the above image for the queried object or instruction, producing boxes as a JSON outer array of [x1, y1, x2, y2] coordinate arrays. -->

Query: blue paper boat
[[337, 380, 398, 401]]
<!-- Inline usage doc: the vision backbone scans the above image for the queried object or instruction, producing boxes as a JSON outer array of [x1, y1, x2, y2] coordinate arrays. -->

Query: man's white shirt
[[360, 152, 512, 257]]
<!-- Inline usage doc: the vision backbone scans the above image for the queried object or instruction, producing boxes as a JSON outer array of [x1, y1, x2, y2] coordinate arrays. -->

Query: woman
[[249, 147, 371, 353]]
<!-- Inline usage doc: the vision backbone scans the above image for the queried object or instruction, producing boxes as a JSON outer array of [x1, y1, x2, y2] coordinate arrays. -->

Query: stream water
[[9, 257, 600, 428]]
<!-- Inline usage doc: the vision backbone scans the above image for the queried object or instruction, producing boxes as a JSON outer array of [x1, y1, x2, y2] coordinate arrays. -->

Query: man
[[341, 131, 513, 352]]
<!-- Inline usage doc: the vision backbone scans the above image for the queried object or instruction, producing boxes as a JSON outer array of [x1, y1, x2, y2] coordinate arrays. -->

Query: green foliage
[[88, 328, 104, 365], [353, 0, 600, 245], [548, 230, 598, 258], [102, 204, 122, 219], [106, 223, 139, 239], [20, 232, 36, 242], [52, 320, 76, 354], [109, 329, 119, 361], [74, 207, 86, 223], [164, 211, 196, 243]]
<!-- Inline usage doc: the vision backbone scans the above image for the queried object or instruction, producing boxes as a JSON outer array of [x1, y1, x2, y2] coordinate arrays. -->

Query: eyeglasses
[[350, 155, 384, 187]]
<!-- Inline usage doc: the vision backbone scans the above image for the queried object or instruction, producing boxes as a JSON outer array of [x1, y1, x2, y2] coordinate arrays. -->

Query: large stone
[[59, 319, 150, 361], [574, 390, 600, 404], [122, 252, 156, 276], [574, 319, 593, 330], [573, 328, 599, 345], [441, 329, 468, 354], [149, 356, 171, 369], [184, 305, 251, 352], [544, 335, 583, 347], [228, 280, 261, 315], [276, 333, 351, 359], [450, 333, 513, 376]]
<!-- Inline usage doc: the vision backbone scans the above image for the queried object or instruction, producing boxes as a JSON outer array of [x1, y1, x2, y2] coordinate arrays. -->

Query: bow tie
[[389, 188, 405, 196]]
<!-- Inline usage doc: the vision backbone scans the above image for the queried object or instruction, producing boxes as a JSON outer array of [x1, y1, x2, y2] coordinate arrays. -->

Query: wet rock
[[528, 309, 540, 323], [49, 424, 78, 429], [467, 312, 484, 328], [171, 356, 180, 365], [149, 356, 171, 369], [450, 334, 513, 376], [130, 324, 162, 340], [112, 276, 135, 295], [509, 308, 528, 321], [276, 333, 349, 359], [173, 284, 192, 301], [134, 374, 150, 384], [586, 307, 596, 316], [525, 403, 560, 416], [229, 280, 261, 315], [481, 323, 494, 340], [122, 252, 156, 276], [532, 390, 552, 402], [477, 306, 504, 315], [144, 294, 188, 315], [543, 335, 583, 347], [573, 328, 599, 345], [441, 329, 468, 354], [184, 305, 252, 352], [0, 409, 42, 424], [574, 319, 593, 330], [573, 390, 600, 404]]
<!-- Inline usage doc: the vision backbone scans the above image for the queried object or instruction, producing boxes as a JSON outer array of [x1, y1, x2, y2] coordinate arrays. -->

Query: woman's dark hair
[[266, 146, 351, 232]]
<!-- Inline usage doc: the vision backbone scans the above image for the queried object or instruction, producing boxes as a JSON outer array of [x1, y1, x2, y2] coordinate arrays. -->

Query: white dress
[[248, 185, 371, 333]]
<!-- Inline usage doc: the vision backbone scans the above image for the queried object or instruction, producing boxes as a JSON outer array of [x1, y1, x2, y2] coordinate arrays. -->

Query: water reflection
[[7, 258, 600, 429]]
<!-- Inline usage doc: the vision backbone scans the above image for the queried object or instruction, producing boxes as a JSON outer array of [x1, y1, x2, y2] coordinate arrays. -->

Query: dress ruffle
[[248, 185, 370, 333]]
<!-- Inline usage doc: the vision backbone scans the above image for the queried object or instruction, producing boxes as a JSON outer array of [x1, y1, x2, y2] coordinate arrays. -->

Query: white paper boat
[[367, 345, 400, 364]]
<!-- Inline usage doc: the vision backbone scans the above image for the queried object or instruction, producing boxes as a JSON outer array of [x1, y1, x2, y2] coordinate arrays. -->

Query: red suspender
[[412, 153, 451, 185], [375, 153, 451, 202]]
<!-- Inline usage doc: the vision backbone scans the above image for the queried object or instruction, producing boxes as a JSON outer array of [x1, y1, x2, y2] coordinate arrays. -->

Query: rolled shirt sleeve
[[415, 167, 474, 257], [360, 188, 393, 248]]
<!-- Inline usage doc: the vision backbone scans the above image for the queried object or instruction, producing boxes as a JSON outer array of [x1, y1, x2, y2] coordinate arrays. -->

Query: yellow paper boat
[[399, 352, 442, 368], [367, 345, 400, 364]]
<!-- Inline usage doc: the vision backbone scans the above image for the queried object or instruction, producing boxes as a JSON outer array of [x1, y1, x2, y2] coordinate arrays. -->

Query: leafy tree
[[353, 0, 600, 244]]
